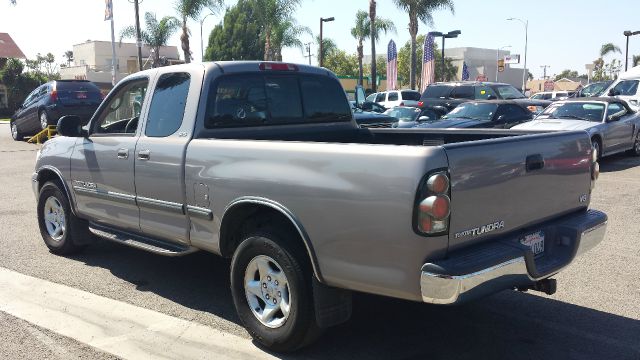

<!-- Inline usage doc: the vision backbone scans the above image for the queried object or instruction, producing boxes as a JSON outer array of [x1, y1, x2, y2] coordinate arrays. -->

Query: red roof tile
[[0, 33, 26, 59]]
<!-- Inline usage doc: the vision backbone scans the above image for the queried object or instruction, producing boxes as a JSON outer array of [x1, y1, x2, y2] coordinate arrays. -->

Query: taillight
[[415, 171, 451, 235], [50, 90, 58, 103], [418, 101, 424, 107], [259, 62, 299, 71]]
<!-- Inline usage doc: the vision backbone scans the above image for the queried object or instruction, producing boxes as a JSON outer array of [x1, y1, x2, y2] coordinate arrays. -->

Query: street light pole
[[319, 17, 335, 68], [623, 30, 640, 71], [200, 13, 215, 62], [131, 0, 143, 71], [428, 30, 461, 82], [496, 45, 511, 82], [507, 18, 528, 92]]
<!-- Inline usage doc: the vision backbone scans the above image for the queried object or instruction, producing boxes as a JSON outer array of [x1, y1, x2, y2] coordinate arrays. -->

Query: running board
[[88, 224, 198, 257]]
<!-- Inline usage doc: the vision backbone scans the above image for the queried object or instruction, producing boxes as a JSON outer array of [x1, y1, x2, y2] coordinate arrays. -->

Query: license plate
[[520, 230, 545, 256], [76, 92, 88, 99]]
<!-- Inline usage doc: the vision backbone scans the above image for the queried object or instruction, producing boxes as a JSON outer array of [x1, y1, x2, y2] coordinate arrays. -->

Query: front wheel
[[37, 181, 90, 255], [40, 111, 50, 130], [10, 121, 23, 141], [230, 228, 321, 352]]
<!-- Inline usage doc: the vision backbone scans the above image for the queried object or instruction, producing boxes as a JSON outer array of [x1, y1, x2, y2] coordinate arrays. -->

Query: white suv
[[367, 90, 422, 108]]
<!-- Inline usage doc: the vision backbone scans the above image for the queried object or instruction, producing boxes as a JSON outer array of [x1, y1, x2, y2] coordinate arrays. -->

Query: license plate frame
[[75, 92, 88, 99], [520, 230, 545, 257]]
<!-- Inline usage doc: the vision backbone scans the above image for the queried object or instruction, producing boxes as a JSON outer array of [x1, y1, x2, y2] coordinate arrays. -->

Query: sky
[[2, 0, 640, 79]]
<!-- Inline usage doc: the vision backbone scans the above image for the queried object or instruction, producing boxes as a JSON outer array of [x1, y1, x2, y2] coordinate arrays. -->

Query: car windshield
[[422, 85, 453, 99], [384, 107, 422, 121], [536, 102, 605, 122], [581, 82, 610, 97], [443, 103, 498, 121], [493, 85, 525, 99]]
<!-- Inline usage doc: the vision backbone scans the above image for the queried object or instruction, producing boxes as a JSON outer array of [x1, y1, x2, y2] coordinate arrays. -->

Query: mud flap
[[313, 277, 352, 328]]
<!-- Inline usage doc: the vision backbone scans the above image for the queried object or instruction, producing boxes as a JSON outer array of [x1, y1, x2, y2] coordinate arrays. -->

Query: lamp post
[[200, 12, 215, 62], [319, 17, 335, 67], [496, 45, 511, 82], [428, 30, 461, 82], [623, 30, 640, 71], [507, 18, 528, 92]]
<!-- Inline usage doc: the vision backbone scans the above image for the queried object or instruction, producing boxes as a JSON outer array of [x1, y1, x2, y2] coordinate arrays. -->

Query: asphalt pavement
[[0, 123, 638, 360]]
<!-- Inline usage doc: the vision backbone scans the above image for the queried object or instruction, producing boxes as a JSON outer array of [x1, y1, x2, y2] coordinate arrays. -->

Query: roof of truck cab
[[207, 61, 336, 76]]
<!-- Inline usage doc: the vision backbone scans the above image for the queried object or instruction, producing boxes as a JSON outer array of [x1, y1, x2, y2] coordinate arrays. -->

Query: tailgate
[[443, 131, 593, 250]]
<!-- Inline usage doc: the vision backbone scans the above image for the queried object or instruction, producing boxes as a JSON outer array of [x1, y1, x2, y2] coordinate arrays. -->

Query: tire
[[37, 181, 90, 255], [591, 138, 601, 161], [628, 132, 640, 156], [10, 121, 23, 141], [39, 110, 50, 130], [230, 227, 321, 352]]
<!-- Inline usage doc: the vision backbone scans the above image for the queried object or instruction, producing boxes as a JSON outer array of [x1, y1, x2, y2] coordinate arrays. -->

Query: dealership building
[[444, 47, 527, 90]]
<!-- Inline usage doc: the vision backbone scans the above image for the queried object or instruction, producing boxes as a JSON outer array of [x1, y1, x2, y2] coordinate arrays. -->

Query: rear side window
[[375, 93, 386, 102], [401, 90, 421, 101], [205, 74, 351, 128], [475, 86, 497, 99], [450, 86, 474, 99], [146, 72, 191, 137], [422, 85, 453, 99], [611, 80, 639, 96], [387, 92, 399, 101]]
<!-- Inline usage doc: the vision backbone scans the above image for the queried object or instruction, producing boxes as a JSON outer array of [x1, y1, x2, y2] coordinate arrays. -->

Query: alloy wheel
[[244, 255, 291, 329], [40, 112, 48, 130], [43, 196, 66, 241]]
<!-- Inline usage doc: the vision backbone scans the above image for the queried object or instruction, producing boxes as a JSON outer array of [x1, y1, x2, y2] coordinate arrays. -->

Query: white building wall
[[445, 47, 527, 90]]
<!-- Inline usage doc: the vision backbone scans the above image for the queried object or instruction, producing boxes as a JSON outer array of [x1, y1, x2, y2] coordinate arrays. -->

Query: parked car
[[412, 100, 534, 129], [33, 62, 606, 352], [368, 89, 422, 108], [352, 108, 397, 128], [512, 98, 640, 159], [10, 80, 102, 141], [603, 66, 640, 109], [419, 81, 551, 112], [385, 106, 447, 128], [578, 80, 613, 97], [530, 91, 574, 101]]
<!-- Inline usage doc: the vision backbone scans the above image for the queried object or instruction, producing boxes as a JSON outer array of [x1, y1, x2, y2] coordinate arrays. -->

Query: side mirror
[[354, 85, 366, 109], [608, 89, 616, 97], [57, 115, 86, 137], [418, 116, 431, 122], [487, 95, 497, 100]]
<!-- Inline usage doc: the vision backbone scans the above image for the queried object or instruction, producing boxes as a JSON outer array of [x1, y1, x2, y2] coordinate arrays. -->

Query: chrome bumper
[[420, 211, 607, 305]]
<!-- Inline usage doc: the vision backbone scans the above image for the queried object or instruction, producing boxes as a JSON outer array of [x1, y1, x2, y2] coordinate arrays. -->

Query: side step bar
[[89, 223, 198, 257]]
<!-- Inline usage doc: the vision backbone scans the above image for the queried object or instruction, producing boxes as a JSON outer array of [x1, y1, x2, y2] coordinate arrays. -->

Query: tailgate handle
[[526, 154, 545, 172]]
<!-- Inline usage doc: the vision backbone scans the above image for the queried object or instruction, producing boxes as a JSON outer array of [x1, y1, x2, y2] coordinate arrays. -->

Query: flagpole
[[110, 2, 117, 86]]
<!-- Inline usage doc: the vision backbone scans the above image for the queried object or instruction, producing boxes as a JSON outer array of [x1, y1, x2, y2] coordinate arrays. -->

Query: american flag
[[104, 0, 113, 21], [420, 34, 436, 93], [461, 61, 470, 81], [386, 40, 398, 90]]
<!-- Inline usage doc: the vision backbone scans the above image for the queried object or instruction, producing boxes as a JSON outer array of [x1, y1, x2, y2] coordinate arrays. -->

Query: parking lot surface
[[1, 123, 638, 360]]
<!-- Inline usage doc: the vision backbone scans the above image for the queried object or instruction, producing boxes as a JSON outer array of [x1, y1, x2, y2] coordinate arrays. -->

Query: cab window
[[145, 72, 190, 137], [92, 78, 148, 135], [450, 86, 474, 99]]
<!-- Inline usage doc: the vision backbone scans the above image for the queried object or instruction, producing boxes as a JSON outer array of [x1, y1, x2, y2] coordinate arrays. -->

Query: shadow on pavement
[[598, 153, 640, 173], [72, 240, 640, 360]]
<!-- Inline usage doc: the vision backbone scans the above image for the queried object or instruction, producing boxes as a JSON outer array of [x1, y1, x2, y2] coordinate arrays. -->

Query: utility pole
[[304, 43, 313, 65], [540, 65, 550, 80], [129, 0, 144, 71]]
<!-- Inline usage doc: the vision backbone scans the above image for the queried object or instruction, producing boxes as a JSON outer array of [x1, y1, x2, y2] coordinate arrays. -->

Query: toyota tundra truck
[[32, 61, 607, 352]]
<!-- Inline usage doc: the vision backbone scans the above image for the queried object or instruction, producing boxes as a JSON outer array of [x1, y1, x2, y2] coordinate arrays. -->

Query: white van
[[367, 90, 422, 108], [603, 65, 640, 109]]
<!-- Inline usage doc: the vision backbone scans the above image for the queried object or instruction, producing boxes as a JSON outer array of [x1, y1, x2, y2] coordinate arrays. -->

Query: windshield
[[385, 107, 422, 121], [422, 85, 453, 99], [536, 102, 605, 122], [493, 85, 525, 99], [443, 103, 497, 121], [581, 82, 610, 97]]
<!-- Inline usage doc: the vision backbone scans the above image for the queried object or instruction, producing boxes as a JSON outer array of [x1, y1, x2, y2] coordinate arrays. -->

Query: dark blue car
[[413, 100, 535, 129], [10, 80, 102, 141]]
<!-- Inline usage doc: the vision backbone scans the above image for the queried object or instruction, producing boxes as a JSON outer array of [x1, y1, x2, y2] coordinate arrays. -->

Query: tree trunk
[[181, 17, 191, 63], [369, 0, 377, 92], [264, 27, 271, 61], [409, 13, 418, 90], [153, 46, 161, 68], [357, 40, 364, 86]]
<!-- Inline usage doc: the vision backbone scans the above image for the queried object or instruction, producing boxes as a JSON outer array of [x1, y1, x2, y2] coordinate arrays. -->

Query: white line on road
[[0, 267, 276, 360]]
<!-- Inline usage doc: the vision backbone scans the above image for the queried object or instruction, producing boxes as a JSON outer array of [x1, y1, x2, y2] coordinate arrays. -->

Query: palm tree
[[271, 19, 311, 61], [175, 0, 224, 63], [600, 43, 621, 58], [63, 51, 74, 67], [393, 0, 454, 90], [121, 12, 181, 68], [369, 0, 377, 92], [255, 0, 302, 61], [351, 10, 396, 86], [315, 35, 337, 64]]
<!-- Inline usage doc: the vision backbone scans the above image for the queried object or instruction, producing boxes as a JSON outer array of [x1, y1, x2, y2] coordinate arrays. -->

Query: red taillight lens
[[50, 90, 58, 103], [426, 173, 449, 194], [419, 196, 450, 220], [259, 62, 299, 71], [416, 171, 451, 235], [418, 101, 424, 107]]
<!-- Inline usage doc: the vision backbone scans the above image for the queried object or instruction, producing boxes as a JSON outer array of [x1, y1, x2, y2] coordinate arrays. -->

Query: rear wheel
[[37, 181, 90, 255], [628, 132, 640, 156], [10, 121, 23, 141], [40, 111, 50, 130], [591, 138, 601, 161], [230, 227, 321, 352]]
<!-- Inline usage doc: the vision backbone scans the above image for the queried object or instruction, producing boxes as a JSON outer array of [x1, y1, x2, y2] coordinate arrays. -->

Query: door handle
[[137, 149, 151, 160], [117, 148, 129, 159], [526, 154, 545, 172]]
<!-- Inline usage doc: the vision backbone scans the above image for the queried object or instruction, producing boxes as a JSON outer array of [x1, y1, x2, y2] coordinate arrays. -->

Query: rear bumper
[[420, 209, 607, 304]]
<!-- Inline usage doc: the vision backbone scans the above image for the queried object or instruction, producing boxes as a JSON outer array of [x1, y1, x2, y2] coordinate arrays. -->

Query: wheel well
[[219, 202, 322, 281], [591, 135, 602, 146], [36, 169, 75, 214]]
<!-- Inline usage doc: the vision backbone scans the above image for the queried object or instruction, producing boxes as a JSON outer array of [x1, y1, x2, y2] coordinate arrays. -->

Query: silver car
[[512, 98, 640, 159]]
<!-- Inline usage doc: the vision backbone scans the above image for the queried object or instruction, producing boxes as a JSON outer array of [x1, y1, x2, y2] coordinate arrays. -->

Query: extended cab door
[[134, 68, 202, 245], [70, 76, 150, 231]]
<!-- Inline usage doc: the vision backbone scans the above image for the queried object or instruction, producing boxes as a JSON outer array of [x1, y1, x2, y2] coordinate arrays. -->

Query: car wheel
[[628, 132, 640, 156], [37, 181, 90, 255], [230, 227, 321, 352], [10, 121, 23, 141], [591, 139, 601, 161], [40, 111, 50, 130]]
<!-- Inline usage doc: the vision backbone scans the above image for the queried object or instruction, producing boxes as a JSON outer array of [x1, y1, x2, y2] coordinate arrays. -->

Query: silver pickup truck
[[32, 62, 607, 352]]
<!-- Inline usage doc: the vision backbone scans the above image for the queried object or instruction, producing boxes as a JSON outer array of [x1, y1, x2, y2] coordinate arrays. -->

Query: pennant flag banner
[[420, 34, 436, 92], [386, 40, 398, 91], [104, 0, 113, 21]]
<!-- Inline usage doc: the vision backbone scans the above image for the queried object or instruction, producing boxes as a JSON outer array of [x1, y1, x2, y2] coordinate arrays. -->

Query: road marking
[[0, 267, 276, 360]]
